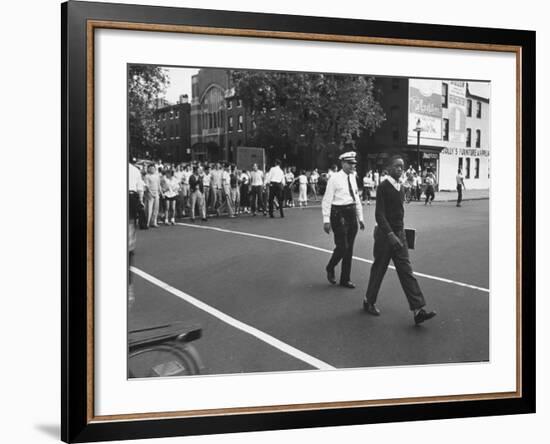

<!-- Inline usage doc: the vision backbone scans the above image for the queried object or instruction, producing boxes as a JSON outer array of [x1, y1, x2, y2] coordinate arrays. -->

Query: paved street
[[130, 198, 489, 375]]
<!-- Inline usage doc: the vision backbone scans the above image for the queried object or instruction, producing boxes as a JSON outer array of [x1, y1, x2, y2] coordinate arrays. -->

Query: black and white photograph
[[127, 65, 491, 378]]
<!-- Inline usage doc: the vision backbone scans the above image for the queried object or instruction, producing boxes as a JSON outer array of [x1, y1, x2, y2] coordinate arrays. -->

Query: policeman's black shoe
[[363, 301, 381, 316], [202, 218, 207, 222], [326, 268, 336, 285], [414, 308, 437, 325], [339, 281, 355, 289], [280, 214, 285, 218], [269, 214, 274, 218]]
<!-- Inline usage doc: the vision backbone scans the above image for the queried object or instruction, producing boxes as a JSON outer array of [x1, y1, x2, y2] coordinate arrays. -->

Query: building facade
[[359, 77, 490, 190], [190, 69, 252, 163], [154, 95, 192, 162]]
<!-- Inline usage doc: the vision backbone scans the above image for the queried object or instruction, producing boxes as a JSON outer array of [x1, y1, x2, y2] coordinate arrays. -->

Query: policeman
[[322, 152, 365, 288]]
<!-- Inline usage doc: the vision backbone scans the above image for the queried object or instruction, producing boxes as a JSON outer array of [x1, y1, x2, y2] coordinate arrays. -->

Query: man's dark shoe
[[326, 268, 336, 285], [363, 301, 381, 316], [414, 308, 437, 325], [339, 281, 355, 289]]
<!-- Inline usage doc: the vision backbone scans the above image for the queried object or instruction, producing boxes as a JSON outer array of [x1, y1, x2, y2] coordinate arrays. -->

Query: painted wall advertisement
[[448, 81, 467, 143], [408, 79, 442, 140]]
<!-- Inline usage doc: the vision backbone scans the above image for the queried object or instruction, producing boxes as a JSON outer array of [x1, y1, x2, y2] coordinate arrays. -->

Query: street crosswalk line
[[175, 222, 490, 294], [131, 266, 336, 371]]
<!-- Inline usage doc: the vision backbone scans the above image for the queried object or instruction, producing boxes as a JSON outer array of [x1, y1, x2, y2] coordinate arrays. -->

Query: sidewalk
[[369, 188, 489, 202]]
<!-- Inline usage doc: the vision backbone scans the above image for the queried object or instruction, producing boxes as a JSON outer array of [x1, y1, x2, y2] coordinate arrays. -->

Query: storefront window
[[443, 118, 449, 141], [442, 82, 448, 108]]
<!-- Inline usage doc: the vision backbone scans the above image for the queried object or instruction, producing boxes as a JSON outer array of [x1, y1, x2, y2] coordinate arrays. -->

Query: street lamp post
[[414, 118, 422, 172]]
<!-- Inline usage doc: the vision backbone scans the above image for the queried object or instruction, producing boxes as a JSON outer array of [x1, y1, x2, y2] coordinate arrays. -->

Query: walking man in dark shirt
[[363, 155, 437, 325]]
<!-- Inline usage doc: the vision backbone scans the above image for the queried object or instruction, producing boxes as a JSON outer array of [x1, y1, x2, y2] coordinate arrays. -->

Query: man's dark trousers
[[268, 183, 284, 217], [365, 227, 425, 310], [326, 205, 358, 284], [250, 185, 265, 213]]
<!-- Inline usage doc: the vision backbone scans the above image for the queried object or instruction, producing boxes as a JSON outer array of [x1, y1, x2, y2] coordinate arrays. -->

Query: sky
[[161, 67, 199, 103], [160, 67, 491, 103]]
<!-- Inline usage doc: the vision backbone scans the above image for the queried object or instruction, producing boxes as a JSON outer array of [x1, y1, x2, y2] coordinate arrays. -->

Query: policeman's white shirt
[[321, 170, 363, 224], [267, 165, 285, 184], [129, 163, 144, 193]]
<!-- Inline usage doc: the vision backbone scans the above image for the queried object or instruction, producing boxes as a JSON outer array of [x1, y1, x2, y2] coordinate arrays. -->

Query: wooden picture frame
[[62, 1, 535, 442]]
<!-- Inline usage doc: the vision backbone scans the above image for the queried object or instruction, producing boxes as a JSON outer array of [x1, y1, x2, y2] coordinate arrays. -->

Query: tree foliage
[[128, 65, 169, 158], [232, 70, 385, 164]]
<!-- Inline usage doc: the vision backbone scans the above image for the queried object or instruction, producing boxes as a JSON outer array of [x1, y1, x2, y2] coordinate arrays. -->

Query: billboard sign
[[408, 79, 442, 140], [448, 81, 467, 143]]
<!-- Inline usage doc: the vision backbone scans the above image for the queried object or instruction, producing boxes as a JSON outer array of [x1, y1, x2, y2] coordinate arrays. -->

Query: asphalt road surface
[[130, 198, 489, 376]]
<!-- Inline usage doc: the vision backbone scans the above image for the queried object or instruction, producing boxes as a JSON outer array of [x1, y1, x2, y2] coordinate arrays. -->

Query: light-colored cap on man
[[339, 151, 357, 164]]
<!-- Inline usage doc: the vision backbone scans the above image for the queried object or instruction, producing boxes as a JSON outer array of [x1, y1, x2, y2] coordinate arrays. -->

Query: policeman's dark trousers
[[365, 228, 426, 310], [456, 184, 463, 205], [326, 205, 358, 284], [268, 183, 284, 217]]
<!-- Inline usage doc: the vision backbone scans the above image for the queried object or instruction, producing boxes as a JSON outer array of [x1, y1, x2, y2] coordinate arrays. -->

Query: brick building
[[190, 68, 252, 163], [153, 95, 192, 162]]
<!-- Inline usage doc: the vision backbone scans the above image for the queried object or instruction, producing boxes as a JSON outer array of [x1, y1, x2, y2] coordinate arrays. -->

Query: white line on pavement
[[130, 266, 336, 371], [175, 222, 490, 293]]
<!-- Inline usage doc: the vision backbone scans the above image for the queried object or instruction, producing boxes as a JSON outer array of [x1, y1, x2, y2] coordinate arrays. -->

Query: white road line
[[175, 222, 490, 293], [130, 266, 336, 371]]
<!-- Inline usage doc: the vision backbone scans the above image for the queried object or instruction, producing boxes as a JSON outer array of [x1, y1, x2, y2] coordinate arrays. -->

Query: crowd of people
[[361, 166, 438, 206], [130, 159, 326, 228], [129, 157, 444, 230]]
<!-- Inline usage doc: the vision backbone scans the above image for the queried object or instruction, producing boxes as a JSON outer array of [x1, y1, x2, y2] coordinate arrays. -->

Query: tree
[[128, 65, 169, 159], [232, 70, 385, 167]]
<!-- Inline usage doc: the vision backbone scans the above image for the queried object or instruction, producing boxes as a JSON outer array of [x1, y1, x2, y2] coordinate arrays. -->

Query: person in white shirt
[[309, 168, 319, 201], [174, 164, 185, 217], [456, 168, 466, 207], [210, 163, 223, 214], [128, 160, 144, 308], [144, 164, 161, 228], [414, 172, 422, 201], [296, 170, 309, 207], [202, 166, 212, 212], [322, 152, 365, 288], [249, 163, 265, 216], [424, 169, 436, 205], [217, 163, 235, 217], [362, 170, 374, 204], [160, 169, 180, 225], [179, 164, 192, 216], [284, 167, 295, 207], [267, 159, 286, 218]]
